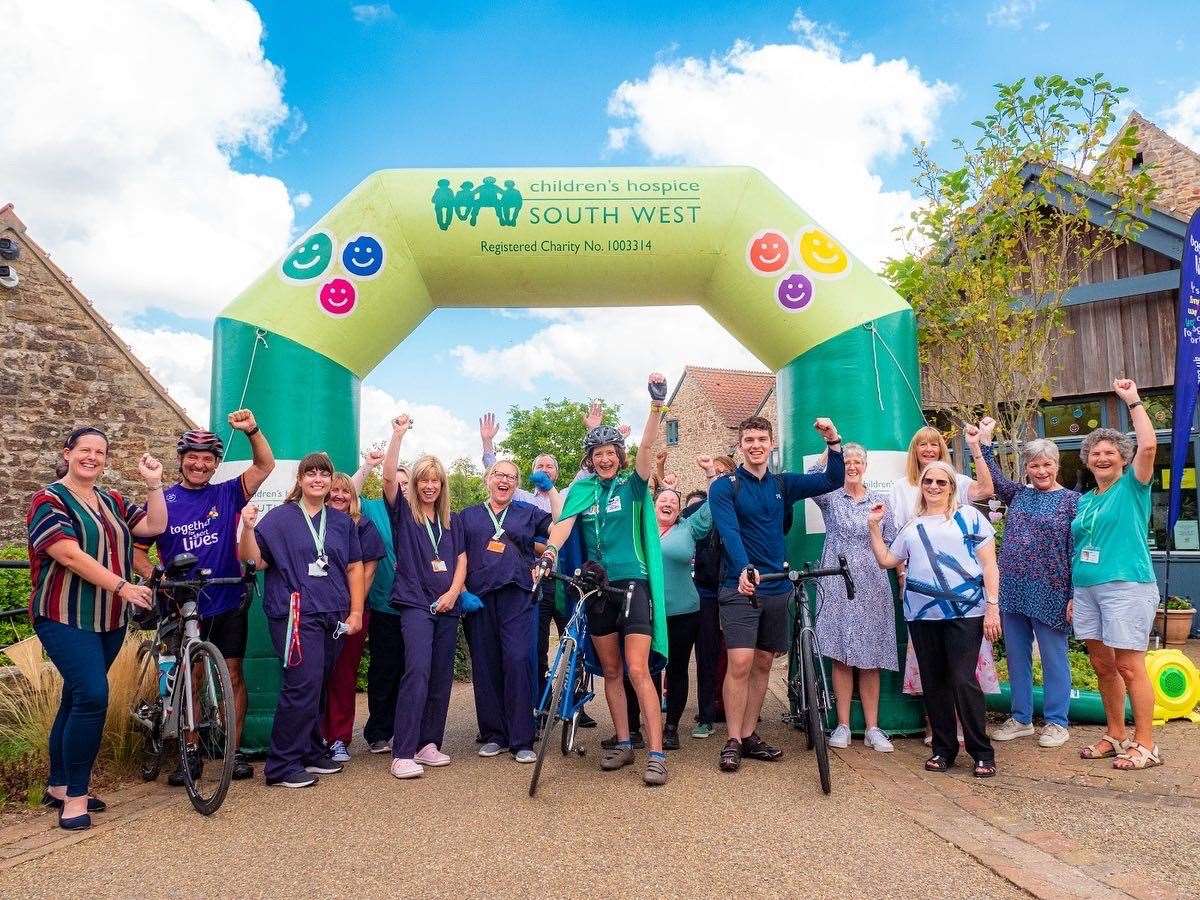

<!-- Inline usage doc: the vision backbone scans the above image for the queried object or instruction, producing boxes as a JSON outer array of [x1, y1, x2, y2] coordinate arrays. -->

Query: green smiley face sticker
[[280, 232, 334, 281]]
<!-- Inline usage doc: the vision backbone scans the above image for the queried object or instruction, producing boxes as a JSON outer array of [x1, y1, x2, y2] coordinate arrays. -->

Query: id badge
[[307, 561, 329, 577], [486, 539, 506, 554], [431, 558, 448, 573], [1080, 548, 1101, 564], [606, 496, 622, 513]]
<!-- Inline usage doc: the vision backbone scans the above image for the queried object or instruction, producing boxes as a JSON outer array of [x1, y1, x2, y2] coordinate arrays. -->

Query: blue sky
[[6, 1, 1199, 462]]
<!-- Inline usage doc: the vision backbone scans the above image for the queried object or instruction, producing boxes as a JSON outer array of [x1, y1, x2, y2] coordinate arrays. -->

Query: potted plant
[[1154, 596, 1196, 646]]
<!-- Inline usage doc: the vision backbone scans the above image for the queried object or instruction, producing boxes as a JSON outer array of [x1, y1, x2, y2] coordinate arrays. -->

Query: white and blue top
[[888, 505, 995, 623]]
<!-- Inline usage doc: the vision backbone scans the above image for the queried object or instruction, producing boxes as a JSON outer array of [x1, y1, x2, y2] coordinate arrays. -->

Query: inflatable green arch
[[212, 167, 926, 747]]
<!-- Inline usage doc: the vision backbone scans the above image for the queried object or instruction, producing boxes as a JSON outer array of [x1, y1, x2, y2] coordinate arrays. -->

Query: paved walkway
[[2, 656, 1197, 898]]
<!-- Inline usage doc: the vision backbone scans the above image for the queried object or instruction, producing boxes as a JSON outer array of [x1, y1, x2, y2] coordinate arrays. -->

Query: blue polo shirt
[[708, 454, 845, 596]]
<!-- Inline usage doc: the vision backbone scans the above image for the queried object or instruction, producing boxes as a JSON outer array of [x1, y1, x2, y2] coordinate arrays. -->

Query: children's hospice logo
[[279, 229, 387, 319], [744, 225, 852, 312], [432, 177, 523, 230]]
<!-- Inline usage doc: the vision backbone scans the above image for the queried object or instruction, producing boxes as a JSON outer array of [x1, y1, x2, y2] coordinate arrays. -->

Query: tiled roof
[[1115, 111, 1200, 221], [676, 365, 775, 429]]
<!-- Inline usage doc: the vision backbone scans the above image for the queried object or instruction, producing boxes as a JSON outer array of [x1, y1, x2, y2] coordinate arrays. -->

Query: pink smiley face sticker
[[318, 278, 357, 317], [746, 230, 789, 275], [776, 272, 814, 311]]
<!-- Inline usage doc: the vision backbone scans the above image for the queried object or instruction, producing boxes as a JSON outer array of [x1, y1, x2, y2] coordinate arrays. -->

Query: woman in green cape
[[537, 373, 670, 786]]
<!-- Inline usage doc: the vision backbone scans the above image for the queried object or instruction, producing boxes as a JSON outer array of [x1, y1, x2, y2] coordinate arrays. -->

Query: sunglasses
[[921, 477, 950, 487]]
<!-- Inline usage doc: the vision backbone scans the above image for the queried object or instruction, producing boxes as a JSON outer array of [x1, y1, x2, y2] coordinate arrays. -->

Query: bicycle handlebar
[[540, 568, 631, 601], [749, 556, 856, 601]]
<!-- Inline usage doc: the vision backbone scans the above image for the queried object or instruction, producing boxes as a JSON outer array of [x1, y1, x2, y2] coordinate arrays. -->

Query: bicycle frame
[[787, 579, 832, 725], [536, 586, 594, 728]]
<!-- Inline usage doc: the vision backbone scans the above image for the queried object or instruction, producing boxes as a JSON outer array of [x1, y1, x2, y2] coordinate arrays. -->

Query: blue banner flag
[[1169, 209, 1200, 540]]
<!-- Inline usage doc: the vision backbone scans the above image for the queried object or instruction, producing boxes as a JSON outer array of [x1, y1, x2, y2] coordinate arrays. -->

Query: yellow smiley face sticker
[[796, 226, 851, 279]]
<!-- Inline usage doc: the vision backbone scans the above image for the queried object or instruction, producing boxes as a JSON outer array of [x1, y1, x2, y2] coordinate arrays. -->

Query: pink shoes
[[414, 743, 451, 767], [390, 758, 423, 779]]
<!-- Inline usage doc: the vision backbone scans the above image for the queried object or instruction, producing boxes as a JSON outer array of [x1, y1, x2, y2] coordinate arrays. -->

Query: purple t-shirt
[[461, 500, 551, 596], [255, 502, 363, 618], [387, 494, 466, 615], [153, 477, 247, 616]]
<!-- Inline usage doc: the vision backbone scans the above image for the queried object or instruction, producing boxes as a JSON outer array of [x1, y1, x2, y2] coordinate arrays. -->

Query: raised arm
[[866, 502, 903, 569], [228, 409, 276, 497], [784, 419, 844, 500], [1114, 378, 1158, 484], [382, 414, 412, 507], [237, 504, 266, 570], [964, 424, 994, 502], [976, 418, 1020, 505], [635, 372, 668, 481], [131, 453, 167, 539], [352, 448, 385, 493], [479, 412, 499, 471]]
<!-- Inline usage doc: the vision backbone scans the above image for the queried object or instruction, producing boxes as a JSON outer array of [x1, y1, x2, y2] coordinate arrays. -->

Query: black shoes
[[42, 790, 106, 813], [232, 752, 254, 780], [601, 730, 645, 750], [576, 710, 598, 728], [741, 732, 783, 761], [663, 725, 680, 751], [719, 738, 742, 772], [168, 747, 202, 786]]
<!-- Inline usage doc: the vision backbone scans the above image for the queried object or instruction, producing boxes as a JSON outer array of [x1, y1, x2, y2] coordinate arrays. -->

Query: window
[[1040, 399, 1104, 439], [1151, 441, 1198, 551], [1139, 393, 1174, 432], [665, 419, 679, 446]]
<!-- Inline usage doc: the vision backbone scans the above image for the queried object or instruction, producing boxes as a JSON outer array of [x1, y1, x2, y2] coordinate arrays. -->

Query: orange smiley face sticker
[[746, 230, 790, 275], [796, 226, 850, 279]]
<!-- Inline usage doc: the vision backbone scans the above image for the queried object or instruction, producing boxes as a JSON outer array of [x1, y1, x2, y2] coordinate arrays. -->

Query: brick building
[[658, 366, 778, 496], [0, 204, 195, 543]]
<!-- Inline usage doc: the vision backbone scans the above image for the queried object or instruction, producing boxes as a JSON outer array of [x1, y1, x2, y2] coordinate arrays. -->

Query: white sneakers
[[514, 749, 537, 764], [415, 743, 451, 767], [991, 717, 1036, 741], [478, 742, 507, 757], [1038, 723, 1071, 748], [390, 758, 423, 779], [329, 740, 351, 763], [827, 724, 894, 752]]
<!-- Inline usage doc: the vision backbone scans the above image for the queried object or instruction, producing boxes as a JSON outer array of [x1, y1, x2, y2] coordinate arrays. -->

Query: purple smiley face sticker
[[776, 272, 813, 311], [318, 278, 357, 317]]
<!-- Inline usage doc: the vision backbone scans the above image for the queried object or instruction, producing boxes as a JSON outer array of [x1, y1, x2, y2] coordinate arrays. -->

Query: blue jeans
[[1001, 611, 1071, 728], [33, 617, 126, 796]]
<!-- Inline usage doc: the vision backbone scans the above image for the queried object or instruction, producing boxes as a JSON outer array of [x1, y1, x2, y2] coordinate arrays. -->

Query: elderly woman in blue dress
[[808, 443, 897, 752], [976, 418, 1080, 749]]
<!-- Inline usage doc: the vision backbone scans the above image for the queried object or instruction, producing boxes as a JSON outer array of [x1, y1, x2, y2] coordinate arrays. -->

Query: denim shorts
[[1072, 581, 1159, 650]]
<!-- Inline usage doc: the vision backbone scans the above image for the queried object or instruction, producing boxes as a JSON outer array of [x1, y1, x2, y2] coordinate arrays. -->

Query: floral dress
[[808, 477, 899, 670]]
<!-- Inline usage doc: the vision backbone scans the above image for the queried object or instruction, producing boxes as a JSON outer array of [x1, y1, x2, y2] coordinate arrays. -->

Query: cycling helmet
[[582, 425, 624, 455], [177, 429, 225, 459]]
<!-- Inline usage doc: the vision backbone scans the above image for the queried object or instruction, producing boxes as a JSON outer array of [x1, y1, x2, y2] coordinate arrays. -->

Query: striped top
[[27, 482, 147, 632]]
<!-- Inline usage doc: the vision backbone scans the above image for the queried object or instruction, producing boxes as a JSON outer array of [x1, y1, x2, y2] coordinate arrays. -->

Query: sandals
[[973, 760, 997, 778], [1113, 742, 1162, 771], [924, 754, 951, 772], [1079, 734, 1131, 760]]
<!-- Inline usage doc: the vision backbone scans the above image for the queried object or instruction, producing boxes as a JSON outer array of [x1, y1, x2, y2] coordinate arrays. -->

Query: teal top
[[360, 499, 399, 615], [659, 503, 712, 616], [1071, 466, 1154, 587], [575, 472, 650, 581]]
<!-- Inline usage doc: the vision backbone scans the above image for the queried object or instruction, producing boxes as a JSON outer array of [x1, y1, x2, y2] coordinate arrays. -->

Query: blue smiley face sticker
[[341, 234, 384, 279], [281, 231, 334, 281]]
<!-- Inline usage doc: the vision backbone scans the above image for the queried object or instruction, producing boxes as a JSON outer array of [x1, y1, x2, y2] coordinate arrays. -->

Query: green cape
[[558, 473, 668, 669]]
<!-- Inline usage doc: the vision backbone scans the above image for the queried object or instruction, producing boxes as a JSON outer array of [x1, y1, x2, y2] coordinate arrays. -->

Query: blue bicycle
[[528, 563, 632, 797]]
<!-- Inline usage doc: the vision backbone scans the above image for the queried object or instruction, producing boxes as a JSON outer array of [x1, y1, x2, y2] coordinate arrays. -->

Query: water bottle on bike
[[157, 652, 177, 698]]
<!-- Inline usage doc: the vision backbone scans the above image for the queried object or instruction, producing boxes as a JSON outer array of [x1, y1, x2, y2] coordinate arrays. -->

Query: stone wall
[[0, 209, 194, 544]]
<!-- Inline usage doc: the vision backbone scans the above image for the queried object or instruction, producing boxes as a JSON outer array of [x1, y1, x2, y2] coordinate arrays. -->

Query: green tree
[[885, 73, 1157, 478], [499, 398, 621, 487], [447, 457, 487, 511]]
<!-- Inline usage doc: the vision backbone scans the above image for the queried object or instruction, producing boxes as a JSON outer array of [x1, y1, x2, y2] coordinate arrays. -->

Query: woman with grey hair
[[808, 443, 898, 752], [976, 420, 1079, 748], [1072, 379, 1160, 770]]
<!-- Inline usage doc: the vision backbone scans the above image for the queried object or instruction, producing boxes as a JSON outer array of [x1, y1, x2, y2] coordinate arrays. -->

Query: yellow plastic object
[[1146, 649, 1200, 724]]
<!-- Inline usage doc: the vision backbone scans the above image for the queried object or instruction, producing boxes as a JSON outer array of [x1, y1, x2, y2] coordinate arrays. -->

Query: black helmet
[[583, 425, 623, 455], [177, 429, 224, 459]]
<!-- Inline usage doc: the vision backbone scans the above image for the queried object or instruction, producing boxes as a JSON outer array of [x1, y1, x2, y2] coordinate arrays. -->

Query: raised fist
[[867, 502, 887, 527], [362, 448, 385, 468], [1113, 378, 1140, 405], [648, 373, 667, 403], [813, 418, 839, 443], [228, 409, 258, 433], [241, 504, 260, 529], [978, 417, 997, 443], [138, 453, 163, 484], [392, 414, 412, 436]]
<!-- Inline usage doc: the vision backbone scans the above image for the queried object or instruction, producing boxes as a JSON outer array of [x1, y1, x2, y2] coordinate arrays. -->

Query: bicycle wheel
[[176, 641, 236, 815], [530, 637, 571, 797], [131, 640, 164, 782], [801, 630, 831, 795], [560, 666, 587, 756]]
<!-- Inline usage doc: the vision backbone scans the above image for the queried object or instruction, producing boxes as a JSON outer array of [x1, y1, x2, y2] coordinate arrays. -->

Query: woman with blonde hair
[[238, 452, 365, 788], [869, 460, 1001, 776], [890, 425, 1000, 722], [320, 473, 389, 763], [381, 417, 467, 779]]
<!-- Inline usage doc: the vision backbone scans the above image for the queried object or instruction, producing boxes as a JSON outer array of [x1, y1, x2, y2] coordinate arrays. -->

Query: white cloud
[[0, 1, 299, 323], [359, 385, 480, 466], [451, 306, 765, 418], [1162, 85, 1200, 152], [605, 14, 954, 268], [986, 0, 1041, 28], [351, 4, 395, 24], [291, 192, 313, 210], [115, 326, 214, 426]]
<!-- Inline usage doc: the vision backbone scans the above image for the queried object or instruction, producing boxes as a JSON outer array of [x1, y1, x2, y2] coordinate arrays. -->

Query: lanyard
[[592, 479, 616, 560], [423, 516, 444, 559], [298, 502, 327, 559], [485, 502, 510, 539], [1081, 491, 1103, 548]]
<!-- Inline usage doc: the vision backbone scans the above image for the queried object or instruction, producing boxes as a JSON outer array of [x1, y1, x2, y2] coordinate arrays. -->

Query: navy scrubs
[[461, 500, 551, 753], [254, 502, 362, 782], [387, 495, 466, 760]]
